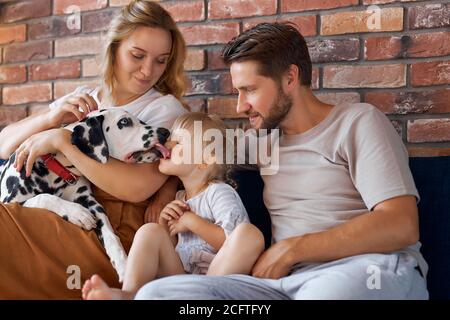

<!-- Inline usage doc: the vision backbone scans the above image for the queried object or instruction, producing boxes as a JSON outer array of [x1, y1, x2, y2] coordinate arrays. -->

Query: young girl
[[82, 112, 265, 300]]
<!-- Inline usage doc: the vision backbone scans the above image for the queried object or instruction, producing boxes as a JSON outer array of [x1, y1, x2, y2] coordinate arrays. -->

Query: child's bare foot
[[81, 274, 134, 300]]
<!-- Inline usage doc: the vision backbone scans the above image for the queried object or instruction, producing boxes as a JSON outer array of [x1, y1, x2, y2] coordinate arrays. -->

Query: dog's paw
[[66, 210, 97, 230]]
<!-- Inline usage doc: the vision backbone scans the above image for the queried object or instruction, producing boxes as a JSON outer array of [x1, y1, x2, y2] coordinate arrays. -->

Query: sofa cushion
[[233, 168, 272, 249], [410, 156, 450, 300]]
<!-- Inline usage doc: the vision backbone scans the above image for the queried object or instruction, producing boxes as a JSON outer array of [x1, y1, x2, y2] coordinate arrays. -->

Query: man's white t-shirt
[[261, 102, 428, 276], [49, 86, 187, 129]]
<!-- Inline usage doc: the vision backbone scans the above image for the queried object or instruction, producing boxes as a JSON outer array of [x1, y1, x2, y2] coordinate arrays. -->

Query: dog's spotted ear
[[71, 115, 109, 164]]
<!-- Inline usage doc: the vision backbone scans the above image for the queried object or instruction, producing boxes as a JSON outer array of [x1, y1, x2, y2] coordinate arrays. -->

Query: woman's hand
[[158, 200, 189, 226], [14, 128, 72, 176], [47, 93, 98, 127], [168, 211, 197, 236]]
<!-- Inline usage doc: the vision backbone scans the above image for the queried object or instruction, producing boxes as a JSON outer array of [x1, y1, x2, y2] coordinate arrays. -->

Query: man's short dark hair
[[222, 22, 312, 87]]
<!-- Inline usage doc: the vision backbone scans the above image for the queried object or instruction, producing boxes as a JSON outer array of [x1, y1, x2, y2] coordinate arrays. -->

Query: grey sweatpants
[[135, 252, 428, 300]]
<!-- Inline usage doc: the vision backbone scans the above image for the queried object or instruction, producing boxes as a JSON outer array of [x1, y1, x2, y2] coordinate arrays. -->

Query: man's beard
[[258, 89, 293, 130]]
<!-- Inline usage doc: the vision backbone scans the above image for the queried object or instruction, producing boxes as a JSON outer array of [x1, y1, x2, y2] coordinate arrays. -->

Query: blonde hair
[[99, 0, 187, 106], [171, 112, 237, 188]]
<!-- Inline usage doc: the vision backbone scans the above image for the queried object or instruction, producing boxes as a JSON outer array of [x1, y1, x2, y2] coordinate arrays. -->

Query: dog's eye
[[118, 118, 133, 128]]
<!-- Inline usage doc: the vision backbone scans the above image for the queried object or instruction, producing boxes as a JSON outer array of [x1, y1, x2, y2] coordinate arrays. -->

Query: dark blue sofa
[[233, 157, 450, 300], [0, 157, 448, 299]]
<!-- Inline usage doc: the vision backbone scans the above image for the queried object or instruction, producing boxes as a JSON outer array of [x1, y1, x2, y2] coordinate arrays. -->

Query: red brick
[[109, 0, 161, 6], [187, 73, 233, 96], [409, 3, 450, 29], [110, 0, 140, 6], [54, 80, 98, 99], [363, 0, 396, 3], [0, 48, 2, 64], [364, 0, 423, 4], [0, 106, 27, 127], [408, 119, 450, 143], [209, 0, 276, 19], [82, 10, 116, 33], [323, 64, 406, 88], [0, 24, 26, 45], [408, 147, 450, 157], [364, 36, 402, 60], [407, 32, 450, 58], [282, 0, 357, 12], [244, 15, 317, 37], [162, 1, 204, 22], [208, 97, 246, 119], [0, 65, 26, 84], [30, 60, 81, 81], [28, 104, 49, 116], [55, 35, 102, 57], [411, 61, 450, 87], [3, 41, 52, 63], [53, 0, 107, 15], [185, 49, 205, 71], [317, 92, 360, 105], [29, 16, 81, 40], [309, 39, 359, 63], [82, 58, 100, 77], [365, 32, 450, 61], [0, 0, 51, 23], [180, 23, 240, 46], [3, 83, 52, 105], [311, 68, 319, 90], [365, 89, 450, 115], [321, 8, 403, 35], [184, 98, 206, 113], [208, 50, 228, 71], [364, 0, 422, 3]]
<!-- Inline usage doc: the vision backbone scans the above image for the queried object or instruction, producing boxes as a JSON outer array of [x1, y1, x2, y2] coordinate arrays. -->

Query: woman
[[0, 0, 188, 299]]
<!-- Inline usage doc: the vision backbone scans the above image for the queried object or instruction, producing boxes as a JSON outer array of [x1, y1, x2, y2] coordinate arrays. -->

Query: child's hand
[[158, 200, 189, 226], [168, 211, 197, 236]]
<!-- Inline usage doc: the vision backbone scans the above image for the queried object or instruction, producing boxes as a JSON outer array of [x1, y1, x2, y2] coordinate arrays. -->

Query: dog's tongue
[[155, 143, 171, 159]]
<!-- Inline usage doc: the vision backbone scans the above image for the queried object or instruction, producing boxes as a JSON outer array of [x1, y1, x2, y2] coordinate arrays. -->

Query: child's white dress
[[175, 182, 250, 274]]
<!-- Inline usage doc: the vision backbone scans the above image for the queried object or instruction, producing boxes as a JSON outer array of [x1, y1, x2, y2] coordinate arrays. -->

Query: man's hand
[[251, 237, 299, 279]]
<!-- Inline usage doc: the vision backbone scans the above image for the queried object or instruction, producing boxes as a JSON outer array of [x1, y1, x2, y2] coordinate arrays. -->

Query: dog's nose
[[156, 128, 171, 143]]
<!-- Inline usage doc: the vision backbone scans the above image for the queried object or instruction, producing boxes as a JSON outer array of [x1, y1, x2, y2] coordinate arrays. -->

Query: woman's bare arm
[[59, 138, 168, 202], [0, 109, 55, 160]]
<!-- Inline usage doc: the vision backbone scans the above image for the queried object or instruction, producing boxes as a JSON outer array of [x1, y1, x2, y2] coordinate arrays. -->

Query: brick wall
[[0, 0, 449, 156]]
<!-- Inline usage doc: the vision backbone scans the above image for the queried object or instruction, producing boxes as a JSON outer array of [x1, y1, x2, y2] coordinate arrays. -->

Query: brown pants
[[0, 186, 151, 299]]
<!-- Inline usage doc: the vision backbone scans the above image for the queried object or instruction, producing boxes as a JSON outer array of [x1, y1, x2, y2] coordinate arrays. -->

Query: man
[[135, 23, 428, 299]]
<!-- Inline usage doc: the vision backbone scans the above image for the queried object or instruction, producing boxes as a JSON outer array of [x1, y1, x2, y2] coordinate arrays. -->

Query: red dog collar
[[41, 154, 79, 185]]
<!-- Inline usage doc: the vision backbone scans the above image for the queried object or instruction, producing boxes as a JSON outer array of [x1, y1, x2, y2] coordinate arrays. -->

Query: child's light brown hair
[[171, 112, 237, 188]]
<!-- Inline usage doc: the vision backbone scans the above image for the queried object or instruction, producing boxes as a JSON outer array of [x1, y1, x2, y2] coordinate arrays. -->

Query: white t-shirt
[[175, 183, 250, 274], [49, 86, 187, 129]]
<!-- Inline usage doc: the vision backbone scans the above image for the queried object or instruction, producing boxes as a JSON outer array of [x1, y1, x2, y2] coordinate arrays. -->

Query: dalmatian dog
[[0, 109, 171, 281]]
